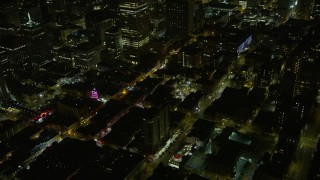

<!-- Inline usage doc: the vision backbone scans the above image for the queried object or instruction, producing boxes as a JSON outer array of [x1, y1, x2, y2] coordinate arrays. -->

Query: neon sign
[[89, 88, 99, 99]]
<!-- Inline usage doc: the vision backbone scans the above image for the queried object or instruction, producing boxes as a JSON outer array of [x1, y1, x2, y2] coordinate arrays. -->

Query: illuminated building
[[208, 2, 238, 16], [55, 46, 74, 64], [225, 33, 252, 54], [0, 22, 20, 36], [181, 45, 203, 68], [0, 35, 30, 75], [166, 0, 195, 39], [255, 62, 273, 87], [22, 12, 42, 38], [105, 27, 124, 61], [119, 0, 150, 64], [197, 36, 224, 69], [21, 12, 46, 58], [74, 42, 103, 69]]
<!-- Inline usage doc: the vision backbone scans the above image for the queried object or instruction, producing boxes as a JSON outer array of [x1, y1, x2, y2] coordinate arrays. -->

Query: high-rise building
[[0, 35, 30, 75], [21, 12, 47, 58], [255, 62, 273, 87], [105, 27, 124, 61], [181, 45, 203, 68], [55, 46, 74, 64], [85, 10, 113, 45], [166, 0, 195, 39], [142, 105, 170, 154], [119, 0, 150, 64], [73, 42, 103, 69]]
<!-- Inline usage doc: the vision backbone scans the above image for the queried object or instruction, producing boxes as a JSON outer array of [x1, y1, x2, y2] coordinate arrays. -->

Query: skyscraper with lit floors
[[119, 0, 150, 64]]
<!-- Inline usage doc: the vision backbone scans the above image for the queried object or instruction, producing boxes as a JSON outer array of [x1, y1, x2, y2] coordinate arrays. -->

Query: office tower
[[255, 62, 273, 87], [73, 42, 103, 69], [119, 0, 150, 64], [142, 105, 170, 154], [85, 10, 113, 45], [181, 45, 203, 68], [105, 27, 124, 61], [22, 12, 46, 58], [166, 0, 195, 39], [0, 35, 29, 75], [55, 46, 74, 64]]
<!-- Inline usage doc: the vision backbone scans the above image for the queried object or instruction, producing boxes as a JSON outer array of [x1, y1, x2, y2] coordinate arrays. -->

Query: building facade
[[119, 0, 150, 64], [142, 105, 170, 154], [166, 0, 195, 39]]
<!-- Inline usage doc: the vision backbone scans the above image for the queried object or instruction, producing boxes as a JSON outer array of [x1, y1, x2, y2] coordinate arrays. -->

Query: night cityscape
[[0, 0, 320, 179]]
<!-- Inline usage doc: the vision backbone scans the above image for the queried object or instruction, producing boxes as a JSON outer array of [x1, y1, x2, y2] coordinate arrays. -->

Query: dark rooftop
[[188, 119, 215, 141]]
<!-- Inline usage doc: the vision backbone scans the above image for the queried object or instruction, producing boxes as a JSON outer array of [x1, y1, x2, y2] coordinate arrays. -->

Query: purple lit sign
[[89, 88, 99, 99]]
